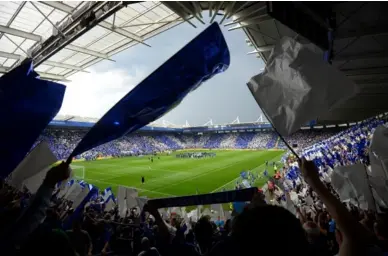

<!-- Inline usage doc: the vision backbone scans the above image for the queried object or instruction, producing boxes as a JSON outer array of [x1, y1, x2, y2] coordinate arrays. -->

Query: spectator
[[66, 220, 93, 256], [138, 237, 160, 256]]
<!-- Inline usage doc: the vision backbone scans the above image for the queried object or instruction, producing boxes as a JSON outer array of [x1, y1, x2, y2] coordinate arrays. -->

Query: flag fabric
[[8, 141, 57, 190], [247, 36, 358, 136], [368, 176, 388, 210], [136, 197, 148, 211], [64, 182, 83, 202], [72, 187, 89, 209], [367, 125, 388, 210], [0, 60, 66, 177], [117, 186, 140, 217], [105, 197, 116, 212], [78, 180, 87, 189], [331, 164, 376, 210], [102, 187, 114, 203], [22, 166, 52, 194], [369, 125, 388, 179], [63, 187, 98, 230], [69, 22, 230, 159], [117, 186, 127, 216]]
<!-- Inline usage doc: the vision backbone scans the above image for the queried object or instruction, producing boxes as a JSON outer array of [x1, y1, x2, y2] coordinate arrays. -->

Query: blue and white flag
[[78, 180, 87, 189], [68, 23, 230, 159], [102, 187, 115, 203]]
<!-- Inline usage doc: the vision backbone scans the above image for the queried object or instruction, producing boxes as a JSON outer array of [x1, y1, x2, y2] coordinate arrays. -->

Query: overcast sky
[[58, 15, 265, 126]]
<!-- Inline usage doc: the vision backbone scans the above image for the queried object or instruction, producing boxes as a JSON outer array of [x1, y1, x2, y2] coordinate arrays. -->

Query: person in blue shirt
[[215, 216, 225, 229]]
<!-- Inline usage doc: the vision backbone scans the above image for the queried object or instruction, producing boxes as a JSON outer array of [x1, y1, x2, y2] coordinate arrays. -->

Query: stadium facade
[[48, 115, 379, 134]]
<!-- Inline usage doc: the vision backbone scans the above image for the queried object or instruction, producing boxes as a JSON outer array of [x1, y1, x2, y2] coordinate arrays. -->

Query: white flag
[[9, 141, 57, 190], [136, 197, 148, 211], [247, 36, 358, 136], [72, 188, 89, 209], [105, 198, 116, 212], [331, 164, 376, 210], [369, 125, 388, 180]]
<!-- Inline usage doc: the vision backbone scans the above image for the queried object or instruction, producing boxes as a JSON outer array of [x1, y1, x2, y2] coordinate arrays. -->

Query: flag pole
[[260, 110, 301, 160]]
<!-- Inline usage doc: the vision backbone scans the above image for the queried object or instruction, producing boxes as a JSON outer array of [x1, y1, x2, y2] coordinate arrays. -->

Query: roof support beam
[[120, 19, 183, 28], [219, 1, 236, 24], [40, 1, 73, 13], [65, 44, 115, 61], [41, 1, 147, 45], [210, 1, 223, 23], [176, 2, 205, 24], [0, 2, 26, 41], [98, 22, 148, 46], [0, 66, 70, 82], [246, 45, 274, 53], [44, 61, 89, 72], [0, 50, 22, 60], [0, 25, 42, 41], [28, 1, 124, 66]]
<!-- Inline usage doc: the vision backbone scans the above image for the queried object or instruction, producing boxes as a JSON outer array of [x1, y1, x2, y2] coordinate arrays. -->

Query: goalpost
[[71, 165, 85, 180]]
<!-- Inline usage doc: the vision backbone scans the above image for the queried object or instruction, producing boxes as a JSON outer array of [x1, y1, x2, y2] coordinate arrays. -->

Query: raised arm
[[299, 158, 373, 256]]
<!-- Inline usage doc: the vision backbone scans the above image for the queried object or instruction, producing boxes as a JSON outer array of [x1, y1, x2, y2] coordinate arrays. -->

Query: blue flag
[[69, 22, 230, 159], [63, 187, 99, 230], [0, 60, 65, 178]]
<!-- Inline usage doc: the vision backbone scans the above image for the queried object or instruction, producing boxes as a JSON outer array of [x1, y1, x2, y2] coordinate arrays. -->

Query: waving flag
[[247, 36, 358, 136], [102, 187, 115, 202], [69, 22, 230, 159], [0, 60, 66, 177]]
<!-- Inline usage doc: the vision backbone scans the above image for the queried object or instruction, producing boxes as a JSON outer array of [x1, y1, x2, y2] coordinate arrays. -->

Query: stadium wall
[[48, 119, 351, 134]]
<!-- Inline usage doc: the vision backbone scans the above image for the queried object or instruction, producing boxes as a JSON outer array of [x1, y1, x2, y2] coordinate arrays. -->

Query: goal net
[[71, 165, 85, 180]]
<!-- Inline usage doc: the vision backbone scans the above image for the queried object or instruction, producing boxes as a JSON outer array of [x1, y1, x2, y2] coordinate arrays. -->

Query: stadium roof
[[0, 1, 182, 81], [238, 2, 388, 124], [2, 1, 388, 125], [165, 1, 388, 124]]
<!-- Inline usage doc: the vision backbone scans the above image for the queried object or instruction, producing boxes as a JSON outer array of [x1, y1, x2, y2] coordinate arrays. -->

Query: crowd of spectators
[[2, 118, 388, 255], [265, 118, 388, 256], [37, 129, 334, 161]]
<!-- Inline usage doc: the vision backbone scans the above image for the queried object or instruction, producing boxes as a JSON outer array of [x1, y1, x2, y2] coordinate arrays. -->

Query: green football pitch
[[72, 149, 285, 198]]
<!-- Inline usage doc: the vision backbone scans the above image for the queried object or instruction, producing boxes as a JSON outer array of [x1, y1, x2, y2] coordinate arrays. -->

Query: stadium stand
[[34, 128, 337, 161], [2, 1, 388, 256], [3, 117, 388, 256]]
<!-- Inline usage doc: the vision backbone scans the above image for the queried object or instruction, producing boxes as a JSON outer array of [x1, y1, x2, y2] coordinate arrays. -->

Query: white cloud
[[57, 67, 147, 118]]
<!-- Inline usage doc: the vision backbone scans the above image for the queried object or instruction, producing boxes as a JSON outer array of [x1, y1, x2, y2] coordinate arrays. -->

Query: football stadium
[[1, 2, 388, 256], [46, 123, 289, 197]]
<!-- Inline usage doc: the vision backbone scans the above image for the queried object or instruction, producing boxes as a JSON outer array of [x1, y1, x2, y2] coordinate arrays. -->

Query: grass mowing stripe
[[160, 151, 280, 194], [150, 153, 268, 192], [210, 154, 282, 193], [86, 178, 176, 197], [80, 150, 285, 198]]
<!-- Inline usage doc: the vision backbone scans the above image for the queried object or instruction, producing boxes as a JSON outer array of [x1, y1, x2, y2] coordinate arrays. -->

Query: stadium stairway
[[274, 136, 281, 148], [155, 135, 181, 150], [141, 135, 167, 152], [168, 134, 186, 148], [266, 134, 278, 149], [204, 133, 225, 148], [219, 134, 238, 148], [235, 132, 256, 149]]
